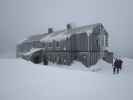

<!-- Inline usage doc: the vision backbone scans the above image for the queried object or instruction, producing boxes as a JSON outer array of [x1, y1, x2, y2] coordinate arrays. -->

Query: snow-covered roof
[[41, 23, 101, 42], [25, 33, 49, 43], [17, 33, 49, 45], [22, 48, 43, 56], [19, 23, 103, 44]]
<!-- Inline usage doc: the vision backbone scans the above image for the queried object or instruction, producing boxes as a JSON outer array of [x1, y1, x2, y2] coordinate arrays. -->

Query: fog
[[0, 0, 133, 58]]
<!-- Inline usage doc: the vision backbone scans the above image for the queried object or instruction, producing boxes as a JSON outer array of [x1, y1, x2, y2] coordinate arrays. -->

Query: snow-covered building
[[16, 23, 113, 67]]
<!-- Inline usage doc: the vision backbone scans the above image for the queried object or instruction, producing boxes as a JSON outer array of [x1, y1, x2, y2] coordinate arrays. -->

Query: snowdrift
[[0, 58, 133, 100]]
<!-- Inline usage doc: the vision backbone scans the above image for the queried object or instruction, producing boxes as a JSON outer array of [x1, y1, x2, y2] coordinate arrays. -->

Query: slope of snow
[[90, 58, 133, 76], [0, 58, 133, 100]]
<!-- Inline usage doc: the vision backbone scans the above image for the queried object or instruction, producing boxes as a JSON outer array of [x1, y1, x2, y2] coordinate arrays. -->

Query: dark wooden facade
[[16, 23, 113, 67]]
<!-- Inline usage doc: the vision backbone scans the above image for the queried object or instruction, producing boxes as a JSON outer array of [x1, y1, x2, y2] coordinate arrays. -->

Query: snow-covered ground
[[0, 58, 133, 100]]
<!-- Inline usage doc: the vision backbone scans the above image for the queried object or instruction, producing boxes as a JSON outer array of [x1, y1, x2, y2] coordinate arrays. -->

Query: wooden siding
[[17, 24, 110, 67]]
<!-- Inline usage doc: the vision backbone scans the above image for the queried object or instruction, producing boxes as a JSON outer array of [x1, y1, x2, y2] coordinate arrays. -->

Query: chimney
[[66, 24, 72, 30], [48, 28, 53, 33]]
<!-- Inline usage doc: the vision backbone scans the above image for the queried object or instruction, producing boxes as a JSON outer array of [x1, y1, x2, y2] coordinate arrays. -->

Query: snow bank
[[90, 58, 133, 76], [0, 58, 133, 100]]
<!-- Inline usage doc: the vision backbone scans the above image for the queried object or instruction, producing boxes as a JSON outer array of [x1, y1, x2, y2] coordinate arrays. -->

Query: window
[[48, 42, 52, 47], [64, 59, 66, 64], [64, 47, 66, 50], [42, 43, 45, 47], [103, 35, 106, 46], [96, 40, 99, 48], [83, 55, 87, 59], [102, 39, 104, 46], [56, 41, 59, 47]]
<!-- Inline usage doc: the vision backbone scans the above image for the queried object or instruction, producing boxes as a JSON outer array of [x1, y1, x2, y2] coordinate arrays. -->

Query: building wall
[[17, 25, 110, 67]]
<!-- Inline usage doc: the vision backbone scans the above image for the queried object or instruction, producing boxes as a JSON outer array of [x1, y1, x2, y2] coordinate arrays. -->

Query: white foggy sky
[[0, 0, 133, 58]]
